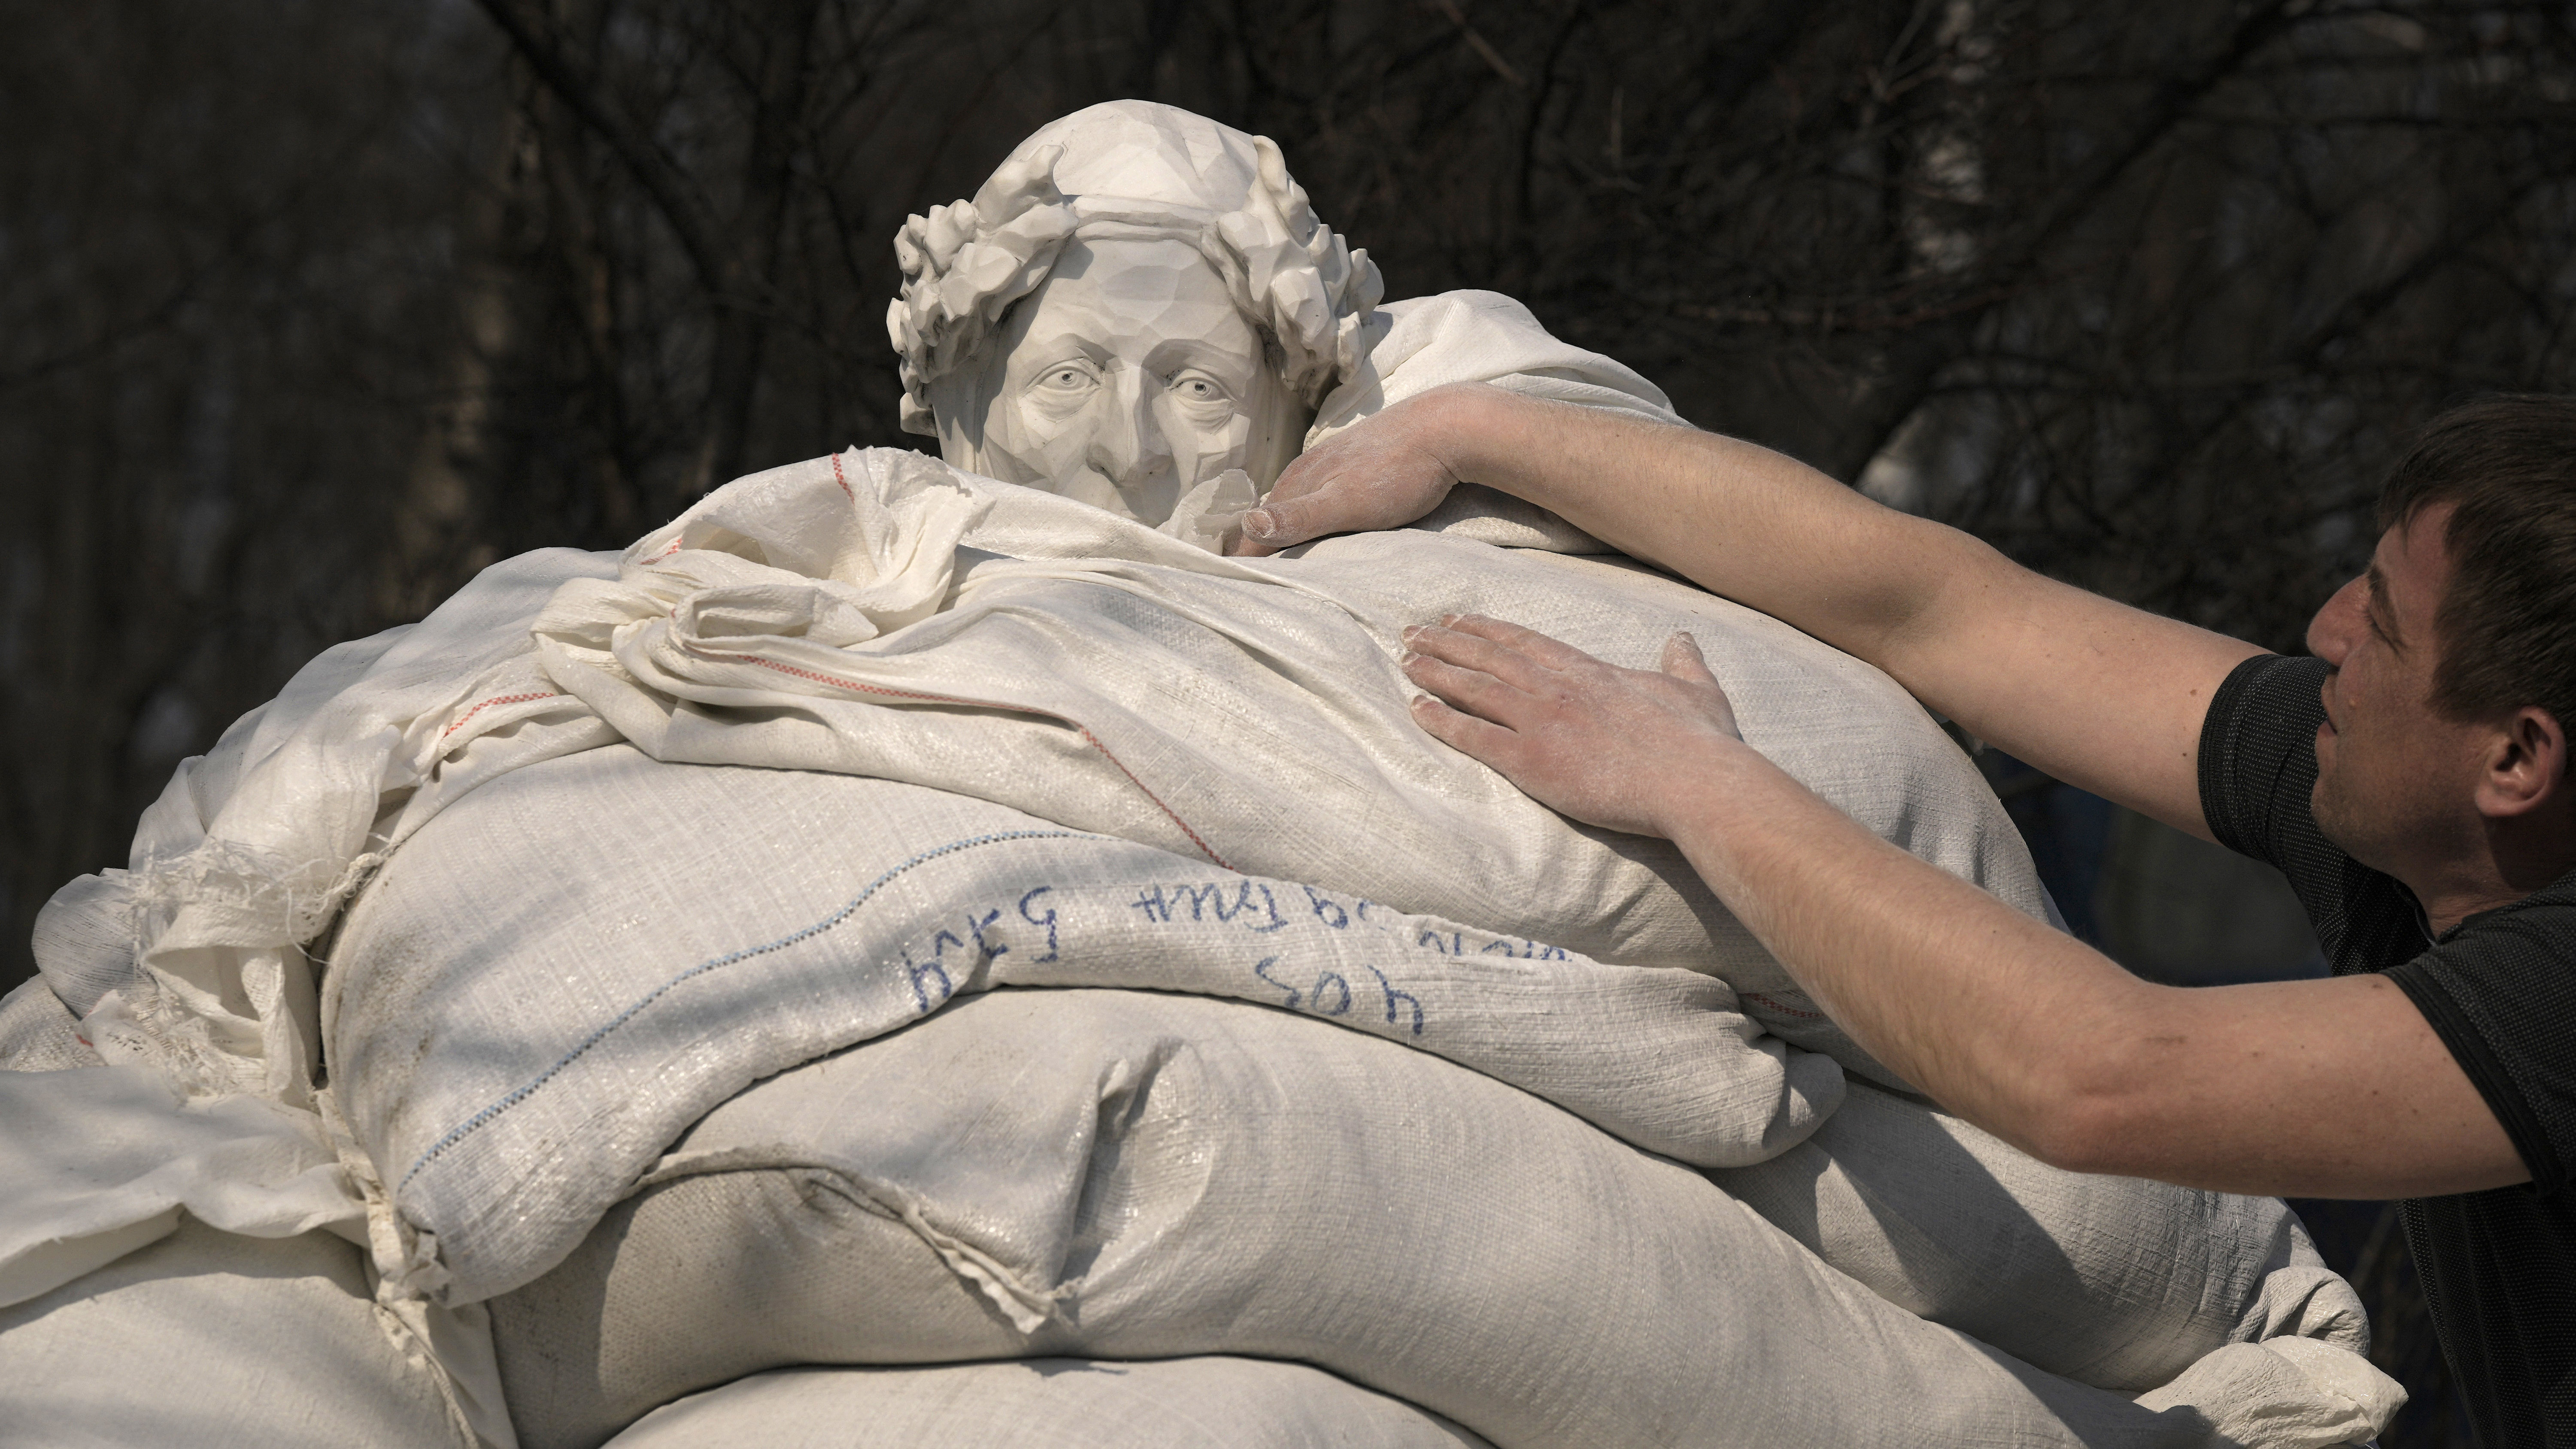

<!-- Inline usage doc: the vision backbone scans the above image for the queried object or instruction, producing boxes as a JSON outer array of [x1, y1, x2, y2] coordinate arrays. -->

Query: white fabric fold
[[62, 548, 623, 1106], [1309, 289, 1685, 442], [0, 1064, 360, 1309]]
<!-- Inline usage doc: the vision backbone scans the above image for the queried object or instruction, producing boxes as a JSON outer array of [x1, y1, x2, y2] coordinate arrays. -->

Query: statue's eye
[[1169, 371, 1231, 405], [1035, 365, 1094, 393]]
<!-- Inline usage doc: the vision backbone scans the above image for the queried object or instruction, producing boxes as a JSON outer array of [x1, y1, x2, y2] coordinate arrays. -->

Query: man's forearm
[[1658, 738, 2151, 1164], [1430, 387, 1978, 670], [1656, 739, 2526, 1199], [1420, 385, 2260, 833]]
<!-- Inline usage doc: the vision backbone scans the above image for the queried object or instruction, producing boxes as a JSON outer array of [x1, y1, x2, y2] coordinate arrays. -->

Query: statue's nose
[[1087, 365, 1172, 488]]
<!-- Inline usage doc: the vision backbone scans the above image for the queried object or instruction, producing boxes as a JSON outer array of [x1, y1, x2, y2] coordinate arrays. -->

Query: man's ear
[[2474, 705, 2569, 818]]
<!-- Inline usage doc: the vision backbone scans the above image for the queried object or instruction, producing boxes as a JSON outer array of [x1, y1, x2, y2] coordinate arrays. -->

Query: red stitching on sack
[[441, 692, 559, 740], [1743, 991, 1824, 1020], [831, 451, 853, 501], [1065, 724, 1232, 867], [686, 644, 1232, 869]]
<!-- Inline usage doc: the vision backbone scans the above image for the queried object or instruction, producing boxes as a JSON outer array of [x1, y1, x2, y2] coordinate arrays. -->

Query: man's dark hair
[[2376, 395, 2576, 746]]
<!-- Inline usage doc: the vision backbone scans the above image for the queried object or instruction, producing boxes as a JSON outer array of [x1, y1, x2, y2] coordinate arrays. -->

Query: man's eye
[[1170, 373, 1230, 404], [1035, 366, 1093, 392]]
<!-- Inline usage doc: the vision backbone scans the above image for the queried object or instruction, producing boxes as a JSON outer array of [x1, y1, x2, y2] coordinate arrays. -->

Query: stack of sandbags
[[12, 450, 2402, 1446], [474, 988, 2391, 1449], [327, 747, 1844, 1312], [295, 456, 2400, 1444], [322, 449, 2057, 1316], [324, 759, 2392, 1444]]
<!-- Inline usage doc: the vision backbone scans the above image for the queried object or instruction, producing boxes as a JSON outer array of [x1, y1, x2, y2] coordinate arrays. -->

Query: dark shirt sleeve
[[2388, 890, 2576, 1196], [2196, 653, 2327, 870], [2195, 654, 2428, 976], [2197, 652, 2576, 1194]]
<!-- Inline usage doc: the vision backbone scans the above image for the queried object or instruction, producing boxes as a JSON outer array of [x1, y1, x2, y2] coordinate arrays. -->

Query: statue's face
[[930, 237, 1307, 524]]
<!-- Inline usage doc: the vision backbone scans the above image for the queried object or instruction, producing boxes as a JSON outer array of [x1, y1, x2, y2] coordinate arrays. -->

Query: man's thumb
[[1240, 504, 1292, 543], [1236, 496, 1319, 555], [1660, 631, 1716, 682]]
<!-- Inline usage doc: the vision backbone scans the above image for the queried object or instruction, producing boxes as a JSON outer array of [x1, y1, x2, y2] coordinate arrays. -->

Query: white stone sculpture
[[888, 101, 1686, 545], [889, 103, 1374, 532]]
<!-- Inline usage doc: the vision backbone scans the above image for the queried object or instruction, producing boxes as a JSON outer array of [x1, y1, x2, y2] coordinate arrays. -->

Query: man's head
[[886, 102, 1383, 524], [2306, 395, 2576, 911]]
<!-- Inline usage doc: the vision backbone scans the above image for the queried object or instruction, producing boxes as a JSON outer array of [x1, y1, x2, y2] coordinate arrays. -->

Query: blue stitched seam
[[396, 828, 1095, 1192]]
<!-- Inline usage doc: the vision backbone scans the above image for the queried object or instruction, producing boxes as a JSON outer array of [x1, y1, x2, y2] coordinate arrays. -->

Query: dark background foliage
[[8, 3, 2572, 1439]]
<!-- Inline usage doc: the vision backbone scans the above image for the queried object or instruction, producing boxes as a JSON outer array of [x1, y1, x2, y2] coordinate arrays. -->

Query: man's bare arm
[[1399, 615, 2529, 1199], [1244, 384, 2261, 838]]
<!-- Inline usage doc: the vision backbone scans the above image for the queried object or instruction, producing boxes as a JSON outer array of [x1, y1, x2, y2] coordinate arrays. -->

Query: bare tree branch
[[470, 0, 737, 298]]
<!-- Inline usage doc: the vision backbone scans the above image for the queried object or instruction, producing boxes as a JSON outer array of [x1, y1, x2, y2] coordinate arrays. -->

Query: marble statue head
[[888, 102, 1384, 525]]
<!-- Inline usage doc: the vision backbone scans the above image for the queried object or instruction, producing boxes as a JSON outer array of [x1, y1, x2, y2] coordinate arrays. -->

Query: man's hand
[[1231, 385, 1493, 556], [1400, 614, 1746, 838]]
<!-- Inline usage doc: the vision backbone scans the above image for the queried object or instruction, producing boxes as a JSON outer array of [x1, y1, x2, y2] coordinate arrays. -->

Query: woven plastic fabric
[[1708, 1079, 2368, 1391], [0, 1215, 465, 1449], [330, 745, 1845, 1306], [601, 1359, 1494, 1449], [487, 990, 2396, 1449], [0, 993, 469, 1449], [0, 980, 94, 1074], [0, 1061, 357, 1310]]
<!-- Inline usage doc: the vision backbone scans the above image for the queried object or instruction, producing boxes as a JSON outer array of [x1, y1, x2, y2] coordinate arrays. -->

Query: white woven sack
[[601, 1359, 1494, 1449], [327, 745, 1842, 1308], [1708, 1079, 2369, 1393], [0, 1215, 464, 1449], [326, 450, 2054, 1307], [0, 982, 367, 1318], [0, 980, 94, 1074], [322, 747, 2353, 1404], [0, 987, 465, 1449], [483, 989, 2398, 1449]]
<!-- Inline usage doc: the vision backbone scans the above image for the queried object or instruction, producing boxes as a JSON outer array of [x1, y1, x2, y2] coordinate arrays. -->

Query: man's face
[[951, 237, 1305, 525], [2305, 502, 2491, 883]]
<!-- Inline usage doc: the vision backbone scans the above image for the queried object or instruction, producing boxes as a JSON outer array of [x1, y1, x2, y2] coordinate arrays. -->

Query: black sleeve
[[2388, 888, 2576, 1195], [2196, 654, 2328, 869], [2196, 653, 2425, 975]]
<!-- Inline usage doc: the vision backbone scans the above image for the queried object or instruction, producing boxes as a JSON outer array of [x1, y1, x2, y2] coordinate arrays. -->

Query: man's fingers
[[1401, 650, 1530, 723], [1230, 513, 1285, 556], [1401, 621, 1567, 696], [1409, 692, 1524, 769], [1436, 614, 1601, 674]]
